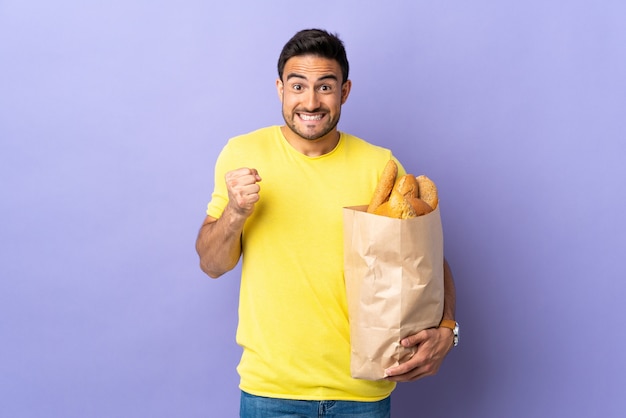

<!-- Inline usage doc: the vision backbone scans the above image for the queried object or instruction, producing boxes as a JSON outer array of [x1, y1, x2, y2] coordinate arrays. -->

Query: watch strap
[[439, 319, 459, 347], [439, 319, 456, 331]]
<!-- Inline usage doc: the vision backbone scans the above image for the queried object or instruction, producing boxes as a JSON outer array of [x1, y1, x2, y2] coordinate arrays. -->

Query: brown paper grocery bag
[[342, 205, 444, 380]]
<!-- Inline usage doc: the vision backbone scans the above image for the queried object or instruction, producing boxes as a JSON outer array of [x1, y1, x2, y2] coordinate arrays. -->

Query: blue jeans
[[240, 391, 391, 418]]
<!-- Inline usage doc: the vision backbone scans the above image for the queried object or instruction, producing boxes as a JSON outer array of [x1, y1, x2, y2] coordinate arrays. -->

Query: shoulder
[[215, 126, 281, 170], [218, 126, 280, 161], [225, 126, 278, 148], [341, 132, 392, 155], [340, 131, 395, 161], [339, 132, 406, 175]]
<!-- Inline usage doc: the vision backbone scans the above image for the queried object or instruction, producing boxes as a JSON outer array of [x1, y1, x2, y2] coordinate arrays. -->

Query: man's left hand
[[383, 327, 454, 382]]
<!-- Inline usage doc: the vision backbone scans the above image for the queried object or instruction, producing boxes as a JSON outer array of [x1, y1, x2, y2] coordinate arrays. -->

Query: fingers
[[384, 328, 452, 382], [399, 330, 427, 348], [226, 168, 262, 189], [384, 355, 439, 382], [244, 168, 262, 182], [225, 168, 262, 216]]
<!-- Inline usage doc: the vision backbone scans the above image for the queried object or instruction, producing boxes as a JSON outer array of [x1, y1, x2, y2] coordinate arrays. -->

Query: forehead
[[282, 55, 342, 81]]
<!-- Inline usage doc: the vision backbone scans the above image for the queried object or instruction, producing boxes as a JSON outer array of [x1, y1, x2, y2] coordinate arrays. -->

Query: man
[[196, 28, 457, 418]]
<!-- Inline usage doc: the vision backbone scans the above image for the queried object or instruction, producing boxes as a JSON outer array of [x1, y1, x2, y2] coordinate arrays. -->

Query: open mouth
[[298, 113, 324, 121]]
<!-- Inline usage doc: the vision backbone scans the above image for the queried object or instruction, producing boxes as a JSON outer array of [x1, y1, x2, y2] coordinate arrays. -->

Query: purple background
[[1, 1, 625, 417]]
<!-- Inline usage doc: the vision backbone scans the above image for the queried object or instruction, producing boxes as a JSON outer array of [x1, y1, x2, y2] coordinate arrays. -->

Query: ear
[[340, 80, 352, 105], [276, 78, 284, 102]]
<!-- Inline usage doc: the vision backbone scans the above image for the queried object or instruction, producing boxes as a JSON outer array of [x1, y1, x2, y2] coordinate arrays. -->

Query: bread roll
[[407, 197, 433, 216], [416, 175, 438, 210], [367, 160, 398, 213], [374, 190, 417, 219], [393, 174, 419, 198]]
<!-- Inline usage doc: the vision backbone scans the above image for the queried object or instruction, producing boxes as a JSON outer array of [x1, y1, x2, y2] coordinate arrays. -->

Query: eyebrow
[[286, 73, 339, 82]]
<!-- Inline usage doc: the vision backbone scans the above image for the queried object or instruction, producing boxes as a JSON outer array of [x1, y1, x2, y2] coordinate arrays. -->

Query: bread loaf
[[416, 175, 438, 210], [407, 197, 433, 216], [393, 174, 419, 199], [366, 163, 438, 219], [374, 190, 417, 219], [367, 160, 398, 213]]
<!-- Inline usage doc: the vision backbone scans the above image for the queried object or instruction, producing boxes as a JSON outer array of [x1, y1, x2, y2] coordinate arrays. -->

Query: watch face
[[453, 323, 459, 346]]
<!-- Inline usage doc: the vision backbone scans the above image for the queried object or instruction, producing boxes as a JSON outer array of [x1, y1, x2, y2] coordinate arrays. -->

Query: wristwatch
[[439, 319, 460, 347]]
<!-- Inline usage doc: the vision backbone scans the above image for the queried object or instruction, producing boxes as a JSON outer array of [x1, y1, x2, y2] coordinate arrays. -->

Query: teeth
[[300, 114, 323, 121]]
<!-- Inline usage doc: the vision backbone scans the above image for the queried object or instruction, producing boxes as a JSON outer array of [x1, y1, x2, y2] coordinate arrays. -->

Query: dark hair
[[277, 29, 350, 84]]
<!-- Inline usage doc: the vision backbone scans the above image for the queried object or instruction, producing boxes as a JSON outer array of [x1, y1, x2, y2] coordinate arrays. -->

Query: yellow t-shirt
[[207, 126, 405, 401]]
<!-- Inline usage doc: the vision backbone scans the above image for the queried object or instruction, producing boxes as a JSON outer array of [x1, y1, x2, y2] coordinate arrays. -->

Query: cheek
[[282, 93, 299, 108], [328, 95, 344, 109]]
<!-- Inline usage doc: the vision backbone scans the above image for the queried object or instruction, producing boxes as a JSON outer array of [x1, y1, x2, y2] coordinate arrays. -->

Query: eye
[[318, 83, 337, 93], [292, 84, 303, 91]]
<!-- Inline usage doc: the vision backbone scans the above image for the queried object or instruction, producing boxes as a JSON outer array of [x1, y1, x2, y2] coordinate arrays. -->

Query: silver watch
[[452, 322, 460, 347]]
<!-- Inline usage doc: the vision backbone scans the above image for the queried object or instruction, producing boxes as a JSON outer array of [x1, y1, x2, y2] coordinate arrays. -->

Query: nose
[[303, 89, 320, 111]]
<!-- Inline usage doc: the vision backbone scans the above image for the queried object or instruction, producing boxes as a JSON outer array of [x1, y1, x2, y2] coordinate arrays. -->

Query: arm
[[384, 257, 457, 382], [195, 168, 261, 278], [441, 258, 457, 323]]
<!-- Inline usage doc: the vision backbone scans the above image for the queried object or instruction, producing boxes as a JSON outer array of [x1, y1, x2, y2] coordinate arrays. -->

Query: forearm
[[195, 209, 246, 278], [441, 258, 456, 321]]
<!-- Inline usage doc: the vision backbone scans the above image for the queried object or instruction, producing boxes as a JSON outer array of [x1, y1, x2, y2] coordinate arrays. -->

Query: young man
[[196, 28, 457, 418]]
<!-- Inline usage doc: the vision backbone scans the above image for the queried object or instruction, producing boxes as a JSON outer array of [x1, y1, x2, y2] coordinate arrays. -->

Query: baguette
[[367, 160, 398, 213]]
